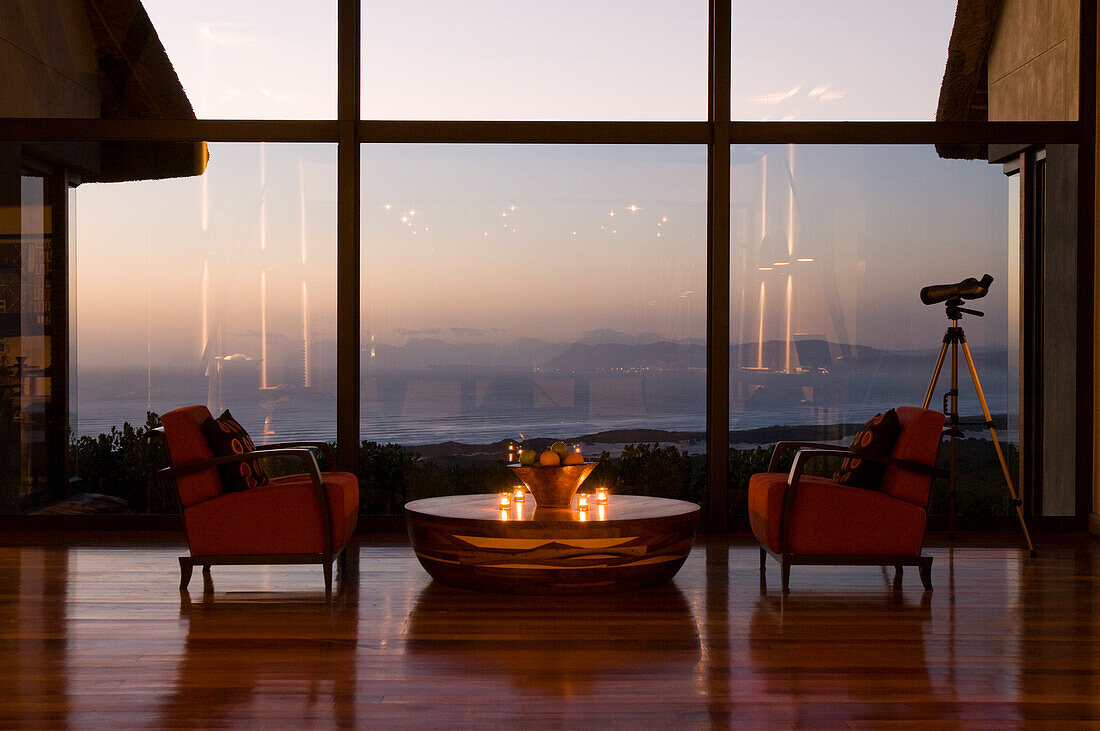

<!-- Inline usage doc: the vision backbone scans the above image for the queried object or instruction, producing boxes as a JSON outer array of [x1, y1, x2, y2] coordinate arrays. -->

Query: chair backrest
[[880, 406, 946, 507], [161, 405, 222, 507]]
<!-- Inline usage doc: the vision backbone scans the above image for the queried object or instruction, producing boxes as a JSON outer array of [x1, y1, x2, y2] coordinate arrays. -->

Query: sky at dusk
[[141, 0, 957, 121], [72, 2, 1010, 372], [74, 142, 1008, 370]]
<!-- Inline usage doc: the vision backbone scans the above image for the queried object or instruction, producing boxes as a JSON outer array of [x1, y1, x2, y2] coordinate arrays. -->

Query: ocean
[[73, 361, 1016, 448]]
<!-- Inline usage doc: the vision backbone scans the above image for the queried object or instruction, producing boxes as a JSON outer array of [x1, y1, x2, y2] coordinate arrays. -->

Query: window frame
[[0, 0, 1093, 529]]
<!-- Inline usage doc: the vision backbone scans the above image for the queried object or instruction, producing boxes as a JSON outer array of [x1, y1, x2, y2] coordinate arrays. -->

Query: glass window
[[361, 1, 708, 120], [0, 164, 61, 512], [70, 143, 337, 514], [731, 1, 957, 120], [728, 144, 1016, 519], [1, 2, 337, 120], [360, 144, 706, 513], [142, 1, 337, 119]]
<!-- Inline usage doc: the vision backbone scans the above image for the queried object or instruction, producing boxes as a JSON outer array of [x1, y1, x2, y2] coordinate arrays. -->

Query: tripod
[[921, 297, 1036, 557]]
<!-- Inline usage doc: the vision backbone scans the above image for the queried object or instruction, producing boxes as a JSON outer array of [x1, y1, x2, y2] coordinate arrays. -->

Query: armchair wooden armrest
[[768, 441, 845, 472], [787, 448, 945, 491], [253, 441, 336, 469]]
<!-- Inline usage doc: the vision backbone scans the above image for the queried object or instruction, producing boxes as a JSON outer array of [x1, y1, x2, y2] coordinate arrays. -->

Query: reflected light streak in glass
[[757, 281, 766, 369], [260, 269, 268, 389]]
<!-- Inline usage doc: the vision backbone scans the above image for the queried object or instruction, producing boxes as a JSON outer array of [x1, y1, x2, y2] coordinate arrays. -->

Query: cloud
[[395, 328, 444, 336], [393, 326, 502, 338]]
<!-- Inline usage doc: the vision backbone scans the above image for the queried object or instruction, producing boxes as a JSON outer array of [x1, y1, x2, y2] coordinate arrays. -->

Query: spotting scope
[[919, 274, 994, 306]]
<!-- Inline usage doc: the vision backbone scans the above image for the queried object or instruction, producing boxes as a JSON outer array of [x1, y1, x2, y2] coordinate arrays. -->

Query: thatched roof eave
[[79, 0, 207, 183], [935, 0, 1005, 160]]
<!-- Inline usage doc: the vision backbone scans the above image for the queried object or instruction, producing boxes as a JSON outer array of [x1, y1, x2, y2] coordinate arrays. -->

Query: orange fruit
[[539, 450, 561, 466], [562, 452, 583, 465]]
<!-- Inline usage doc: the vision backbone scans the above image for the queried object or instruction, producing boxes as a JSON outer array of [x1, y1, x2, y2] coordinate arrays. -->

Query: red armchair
[[748, 406, 945, 592], [159, 405, 359, 592]]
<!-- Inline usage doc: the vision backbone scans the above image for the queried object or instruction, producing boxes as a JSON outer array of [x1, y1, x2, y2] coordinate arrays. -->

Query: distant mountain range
[[362, 333, 1008, 375]]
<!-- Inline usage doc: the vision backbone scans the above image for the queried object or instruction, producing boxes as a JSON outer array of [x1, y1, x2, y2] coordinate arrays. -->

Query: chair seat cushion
[[184, 471, 359, 557], [748, 472, 928, 556]]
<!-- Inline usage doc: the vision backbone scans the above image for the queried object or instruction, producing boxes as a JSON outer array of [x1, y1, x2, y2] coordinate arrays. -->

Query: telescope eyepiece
[[920, 274, 994, 306]]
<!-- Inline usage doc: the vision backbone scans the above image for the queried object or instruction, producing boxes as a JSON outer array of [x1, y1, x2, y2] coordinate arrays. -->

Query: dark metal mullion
[[335, 0, 360, 473], [0, 119, 340, 142], [357, 121, 710, 144], [48, 170, 69, 500], [728, 121, 1082, 145], [1075, 0, 1096, 523], [0, 118, 1083, 146], [706, 0, 731, 531], [1018, 153, 1042, 517]]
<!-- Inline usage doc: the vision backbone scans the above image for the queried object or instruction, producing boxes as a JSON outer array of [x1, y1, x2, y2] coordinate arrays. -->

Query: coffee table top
[[404, 493, 699, 524]]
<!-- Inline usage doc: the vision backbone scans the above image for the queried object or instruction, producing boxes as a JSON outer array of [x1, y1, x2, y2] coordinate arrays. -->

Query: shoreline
[[405, 414, 1011, 459]]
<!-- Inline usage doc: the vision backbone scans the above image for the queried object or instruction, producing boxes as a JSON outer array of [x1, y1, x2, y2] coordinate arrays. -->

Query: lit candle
[[512, 486, 525, 502], [577, 493, 590, 510], [499, 492, 512, 509], [596, 487, 609, 504]]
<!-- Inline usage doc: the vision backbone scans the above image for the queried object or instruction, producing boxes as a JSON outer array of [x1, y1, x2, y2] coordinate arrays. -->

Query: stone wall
[[0, 1, 99, 117], [988, 0, 1079, 121]]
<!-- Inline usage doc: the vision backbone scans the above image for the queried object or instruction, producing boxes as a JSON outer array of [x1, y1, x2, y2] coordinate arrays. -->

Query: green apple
[[550, 441, 569, 457], [518, 449, 537, 466]]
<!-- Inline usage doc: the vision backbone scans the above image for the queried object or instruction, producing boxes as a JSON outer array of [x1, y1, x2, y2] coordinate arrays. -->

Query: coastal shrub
[[929, 438, 1020, 517], [611, 443, 696, 502], [69, 411, 171, 513], [358, 441, 422, 514]]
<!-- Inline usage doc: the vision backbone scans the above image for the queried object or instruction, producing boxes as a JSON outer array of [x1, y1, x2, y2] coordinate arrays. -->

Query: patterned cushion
[[834, 409, 901, 491], [200, 410, 269, 492]]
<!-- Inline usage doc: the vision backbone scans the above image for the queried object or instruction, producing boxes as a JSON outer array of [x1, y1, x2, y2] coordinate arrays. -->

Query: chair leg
[[179, 557, 193, 590], [781, 558, 791, 593], [759, 546, 767, 571], [323, 560, 333, 593], [918, 556, 934, 591]]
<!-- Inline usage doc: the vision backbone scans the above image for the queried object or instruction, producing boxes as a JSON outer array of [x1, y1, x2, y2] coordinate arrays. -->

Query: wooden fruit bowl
[[508, 463, 598, 508]]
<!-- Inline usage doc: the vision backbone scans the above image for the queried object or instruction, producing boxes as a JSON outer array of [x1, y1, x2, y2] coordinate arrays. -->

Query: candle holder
[[595, 487, 609, 504], [512, 485, 526, 502], [498, 492, 512, 509], [577, 493, 590, 510]]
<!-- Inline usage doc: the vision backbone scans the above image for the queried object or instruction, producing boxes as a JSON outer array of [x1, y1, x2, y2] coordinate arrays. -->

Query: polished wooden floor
[[2, 532, 1099, 727]]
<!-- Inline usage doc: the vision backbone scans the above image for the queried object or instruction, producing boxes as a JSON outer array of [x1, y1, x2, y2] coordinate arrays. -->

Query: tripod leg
[[922, 341, 950, 410], [949, 340, 959, 539], [960, 341, 1037, 557]]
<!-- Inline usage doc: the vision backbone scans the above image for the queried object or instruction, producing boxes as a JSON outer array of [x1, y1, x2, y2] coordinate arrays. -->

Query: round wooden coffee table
[[405, 494, 700, 594]]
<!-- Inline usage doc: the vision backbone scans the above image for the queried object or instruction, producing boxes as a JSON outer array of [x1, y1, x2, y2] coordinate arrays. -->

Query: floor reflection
[[0, 548, 70, 727], [161, 561, 360, 727], [747, 586, 936, 725], [404, 580, 701, 696], [3, 538, 1100, 725]]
